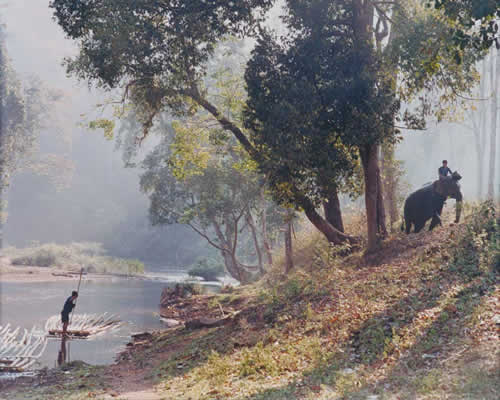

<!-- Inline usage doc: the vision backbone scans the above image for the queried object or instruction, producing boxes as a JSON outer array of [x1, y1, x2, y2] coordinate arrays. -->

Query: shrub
[[219, 285, 235, 294], [188, 258, 225, 281], [99, 257, 145, 275], [163, 283, 203, 299], [6, 242, 145, 275], [239, 342, 280, 377], [11, 248, 56, 267]]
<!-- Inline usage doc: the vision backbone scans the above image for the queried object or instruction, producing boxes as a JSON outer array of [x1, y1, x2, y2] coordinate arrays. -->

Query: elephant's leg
[[414, 220, 426, 233], [429, 214, 441, 231], [405, 217, 411, 234], [436, 205, 444, 226]]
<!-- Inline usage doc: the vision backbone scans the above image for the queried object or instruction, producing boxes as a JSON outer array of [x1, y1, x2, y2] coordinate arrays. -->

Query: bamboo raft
[[0, 324, 48, 372], [45, 313, 123, 338]]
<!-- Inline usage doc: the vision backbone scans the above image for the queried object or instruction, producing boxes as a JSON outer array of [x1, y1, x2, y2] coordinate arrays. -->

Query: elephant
[[402, 171, 463, 234]]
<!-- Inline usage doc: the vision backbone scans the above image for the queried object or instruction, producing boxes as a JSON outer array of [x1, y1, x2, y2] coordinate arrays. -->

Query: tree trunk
[[299, 191, 358, 245], [487, 48, 498, 199], [219, 250, 251, 284], [246, 211, 264, 275], [189, 88, 360, 246], [322, 188, 344, 232], [211, 218, 252, 284], [474, 126, 484, 200], [476, 56, 488, 199], [284, 215, 294, 274], [360, 143, 385, 252], [382, 142, 399, 232], [0, 193, 3, 249], [352, 1, 387, 252], [260, 189, 273, 266], [376, 163, 388, 237], [0, 44, 5, 250]]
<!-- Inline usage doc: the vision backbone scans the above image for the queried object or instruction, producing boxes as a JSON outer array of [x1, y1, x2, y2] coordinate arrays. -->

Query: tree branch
[[185, 86, 258, 159], [373, 3, 395, 25], [187, 222, 226, 252]]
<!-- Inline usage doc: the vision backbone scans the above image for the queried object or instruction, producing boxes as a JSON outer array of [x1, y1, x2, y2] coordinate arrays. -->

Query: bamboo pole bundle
[[45, 313, 123, 338], [0, 325, 47, 372]]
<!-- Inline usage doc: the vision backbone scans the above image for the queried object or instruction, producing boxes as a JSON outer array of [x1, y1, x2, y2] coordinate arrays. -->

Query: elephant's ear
[[433, 180, 447, 197], [452, 171, 462, 181]]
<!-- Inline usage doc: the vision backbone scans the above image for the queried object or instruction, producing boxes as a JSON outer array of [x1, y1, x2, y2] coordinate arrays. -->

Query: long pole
[[69, 268, 83, 328]]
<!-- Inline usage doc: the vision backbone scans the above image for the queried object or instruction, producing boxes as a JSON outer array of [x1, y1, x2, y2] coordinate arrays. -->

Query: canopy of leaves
[[50, 0, 273, 123], [139, 66, 264, 232], [431, 0, 500, 49], [142, 122, 262, 225], [244, 0, 395, 207], [390, 1, 484, 122]]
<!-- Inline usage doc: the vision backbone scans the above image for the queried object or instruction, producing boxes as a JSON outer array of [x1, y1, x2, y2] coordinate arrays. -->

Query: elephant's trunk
[[455, 198, 463, 224]]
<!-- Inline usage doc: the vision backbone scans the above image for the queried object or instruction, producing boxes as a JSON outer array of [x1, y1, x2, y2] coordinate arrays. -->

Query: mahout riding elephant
[[402, 171, 463, 234]]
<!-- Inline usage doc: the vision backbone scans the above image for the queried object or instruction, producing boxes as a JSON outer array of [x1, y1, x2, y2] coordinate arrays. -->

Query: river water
[[0, 273, 220, 369]]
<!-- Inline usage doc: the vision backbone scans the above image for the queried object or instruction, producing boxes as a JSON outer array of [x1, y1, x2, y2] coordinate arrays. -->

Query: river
[[0, 273, 221, 369]]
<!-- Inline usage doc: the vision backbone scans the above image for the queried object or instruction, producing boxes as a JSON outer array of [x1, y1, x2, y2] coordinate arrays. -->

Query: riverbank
[[0, 259, 143, 283], [1, 242, 145, 280]]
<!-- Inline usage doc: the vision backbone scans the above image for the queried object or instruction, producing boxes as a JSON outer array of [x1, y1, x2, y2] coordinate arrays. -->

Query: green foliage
[[0, 39, 27, 191], [239, 342, 280, 377], [103, 257, 145, 275], [188, 257, 225, 281], [164, 282, 204, 298], [136, 62, 281, 282], [260, 270, 329, 324], [431, 0, 500, 51], [5, 242, 145, 275], [1, 47, 69, 191], [352, 319, 394, 364], [1, 30, 74, 244], [50, 0, 273, 120], [244, 6, 390, 208], [392, 1, 483, 122], [198, 350, 232, 386], [88, 119, 115, 140]]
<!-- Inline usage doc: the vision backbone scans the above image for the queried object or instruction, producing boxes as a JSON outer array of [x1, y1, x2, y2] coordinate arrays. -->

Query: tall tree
[[471, 56, 489, 199], [487, 47, 498, 199], [0, 27, 26, 249], [140, 117, 274, 283], [136, 65, 281, 282], [243, 1, 394, 251]]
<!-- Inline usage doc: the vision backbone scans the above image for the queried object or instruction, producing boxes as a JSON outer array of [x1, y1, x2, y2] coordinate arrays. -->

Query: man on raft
[[61, 291, 78, 336]]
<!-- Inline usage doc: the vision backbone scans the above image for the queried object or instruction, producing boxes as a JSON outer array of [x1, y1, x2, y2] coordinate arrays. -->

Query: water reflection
[[1, 278, 220, 368]]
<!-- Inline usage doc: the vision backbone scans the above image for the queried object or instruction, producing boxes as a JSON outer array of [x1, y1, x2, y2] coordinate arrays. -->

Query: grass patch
[[188, 257, 225, 281], [0, 362, 109, 400]]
